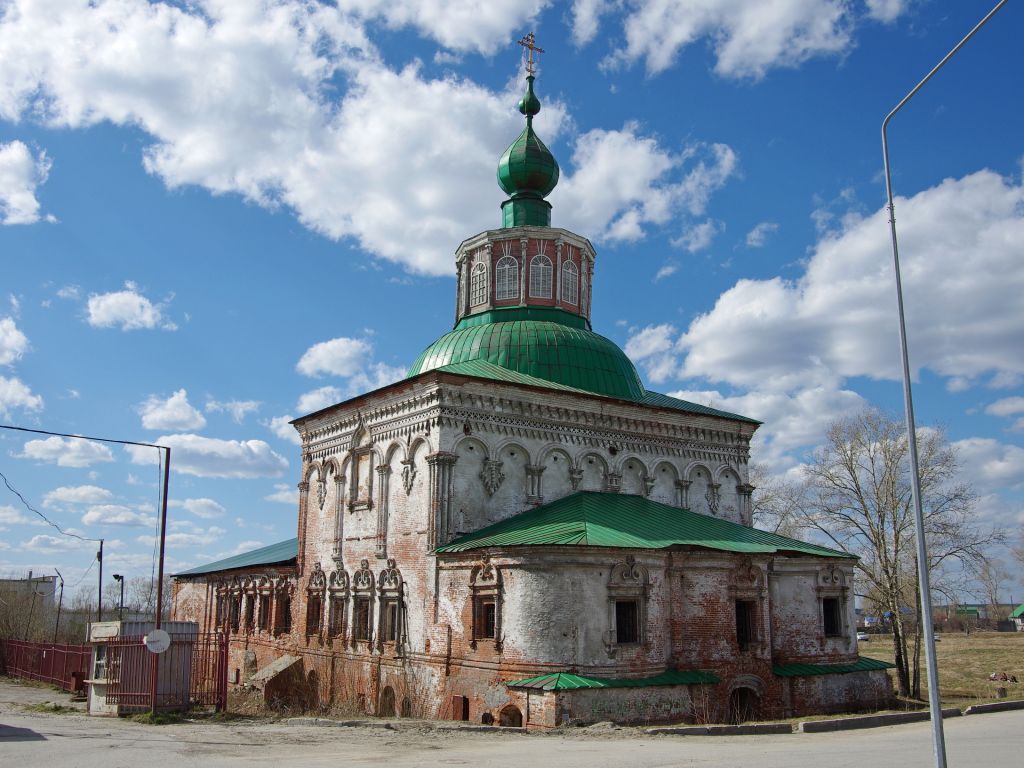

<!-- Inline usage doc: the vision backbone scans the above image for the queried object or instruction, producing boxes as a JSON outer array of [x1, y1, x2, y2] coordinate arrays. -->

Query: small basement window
[[615, 599, 640, 645], [823, 597, 843, 637], [735, 600, 755, 651]]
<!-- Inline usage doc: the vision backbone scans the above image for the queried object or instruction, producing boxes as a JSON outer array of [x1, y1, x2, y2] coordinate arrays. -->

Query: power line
[[0, 468, 99, 542]]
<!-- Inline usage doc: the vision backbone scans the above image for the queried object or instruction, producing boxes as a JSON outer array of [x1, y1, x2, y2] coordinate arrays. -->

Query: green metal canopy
[[1011, 604, 1024, 619], [506, 668, 719, 691], [436, 492, 854, 558], [173, 537, 297, 577], [773, 657, 896, 677]]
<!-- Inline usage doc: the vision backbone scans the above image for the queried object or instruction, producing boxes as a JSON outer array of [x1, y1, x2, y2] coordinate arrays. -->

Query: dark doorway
[[499, 704, 523, 727], [378, 686, 396, 717], [728, 687, 759, 724]]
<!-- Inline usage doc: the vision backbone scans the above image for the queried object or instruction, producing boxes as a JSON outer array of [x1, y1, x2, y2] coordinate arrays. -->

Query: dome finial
[[497, 32, 559, 228]]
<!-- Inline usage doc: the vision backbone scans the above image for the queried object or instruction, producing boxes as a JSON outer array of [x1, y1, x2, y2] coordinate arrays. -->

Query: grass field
[[858, 630, 1024, 705]]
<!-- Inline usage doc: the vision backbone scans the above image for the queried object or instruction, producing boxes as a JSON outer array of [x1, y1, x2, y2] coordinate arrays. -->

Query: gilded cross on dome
[[518, 32, 544, 75]]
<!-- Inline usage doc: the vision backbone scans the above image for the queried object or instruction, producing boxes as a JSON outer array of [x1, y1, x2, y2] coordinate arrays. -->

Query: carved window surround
[[348, 446, 375, 512], [816, 565, 851, 646], [327, 569, 350, 641], [604, 555, 650, 657], [727, 559, 768, 655], [351, 559, 375, 649], [376, 558, 404, 654], [469, 558, 503, 652]]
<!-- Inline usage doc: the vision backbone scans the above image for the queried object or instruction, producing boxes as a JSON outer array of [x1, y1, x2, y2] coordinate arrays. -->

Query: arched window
[[495, 256, 518, 301], [560, 259, 579, 304], [529, 255, 552, 298], [470, 262, 487, 306]]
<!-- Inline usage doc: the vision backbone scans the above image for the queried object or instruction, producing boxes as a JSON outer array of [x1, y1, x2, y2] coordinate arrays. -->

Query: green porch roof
[[773, 657, 895, 677], [506, 668, 719, 691], [1011, 604, 1024, 619], [436, 492, 853, 559], [173, 537, 298, 577]]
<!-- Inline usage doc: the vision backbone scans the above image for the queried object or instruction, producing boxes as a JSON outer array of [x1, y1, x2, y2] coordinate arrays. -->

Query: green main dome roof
[[407, 308, 646, 401]]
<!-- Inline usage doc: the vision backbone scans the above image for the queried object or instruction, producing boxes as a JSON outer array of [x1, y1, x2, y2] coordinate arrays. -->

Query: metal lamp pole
[[881, 3, 1008, 767], [113, 574, 125, 622], [53, 569, 64, 643]]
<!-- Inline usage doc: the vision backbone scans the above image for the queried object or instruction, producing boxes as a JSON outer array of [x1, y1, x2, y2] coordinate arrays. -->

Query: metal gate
[[104, 631, 228, 711]]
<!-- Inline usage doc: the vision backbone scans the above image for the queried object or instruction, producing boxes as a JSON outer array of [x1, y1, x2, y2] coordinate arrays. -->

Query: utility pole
[[53, 569, 64, 643], [113, 574, 125, 622], [96, 539, 104, 623]]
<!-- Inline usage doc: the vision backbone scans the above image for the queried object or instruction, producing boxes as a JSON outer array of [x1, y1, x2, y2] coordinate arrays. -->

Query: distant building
[[171, 57, 894, 727], [0, 571, 56, 639]]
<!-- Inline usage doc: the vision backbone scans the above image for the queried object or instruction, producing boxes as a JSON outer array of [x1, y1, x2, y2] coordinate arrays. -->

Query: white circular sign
[[144, 629, 171, 654]]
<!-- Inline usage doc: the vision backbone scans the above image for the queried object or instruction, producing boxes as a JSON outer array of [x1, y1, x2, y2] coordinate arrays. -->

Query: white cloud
[[571, 0, 613, 46], [600, 1, 862, 79], [86, 281, 175, 331], [56, 285, 80, 300], [265, 483, 299, 505], [138, 525, 226, 549], [126, 434, 288, 479], [954, 438, 1024, 494], [624, 323, 678, 384], [745, 221, 779, 248], [138, 389, 206, 430], [267, 414, 301, 445], [0, 504, 36, 525], [296, 386, 343, 414], [81, 504, 156, 527], [555, 131, 737, 243], [0, 140, 52, 225], [19, 436, 113, 467], [169, 497, 227, 519], [42, 485, 114, 507], [653, 264, 678, 282], [346, 362, 406, 395], [673, 218, 721, 253], [986, 397, 1024, 432], [0, 317, 28, 365], [297, 337, 372, 378], [865, 0, 908, 23], [205, 398, 260, 424], [0, 374, 42, 417], [22, 534, 112, 553]]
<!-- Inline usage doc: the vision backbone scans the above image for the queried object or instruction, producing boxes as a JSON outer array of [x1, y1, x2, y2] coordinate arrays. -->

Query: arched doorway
[[400, 697, 412, 718], [499, 704, 523, 727], [728, 687, 760, 724], [378, 686, 396, 717]]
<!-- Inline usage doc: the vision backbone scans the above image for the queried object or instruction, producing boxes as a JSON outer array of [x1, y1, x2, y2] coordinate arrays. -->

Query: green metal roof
[[506, 669, 719, 691], [173, 537, 298, 577], [639, 390, 761, 424], [773, 657, 896, 678], [1011, 604, 1024, 619], [408, 315, 647, 401], [436, 492, 854, 559]]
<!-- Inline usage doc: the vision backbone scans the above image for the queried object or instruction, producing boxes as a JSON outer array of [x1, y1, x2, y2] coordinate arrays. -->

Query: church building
[[172, 40, 894, 727]]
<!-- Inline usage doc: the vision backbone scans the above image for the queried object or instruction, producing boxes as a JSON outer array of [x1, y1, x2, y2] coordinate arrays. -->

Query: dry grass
[[859, 631, 1024, 704]]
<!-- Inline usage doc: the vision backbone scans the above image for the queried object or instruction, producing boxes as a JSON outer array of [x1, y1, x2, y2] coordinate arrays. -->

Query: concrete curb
[[646, 723, 793, 736], [284, 717, 394, 729], [797, 707, 961, 733], [964, 699, 1024, 715]]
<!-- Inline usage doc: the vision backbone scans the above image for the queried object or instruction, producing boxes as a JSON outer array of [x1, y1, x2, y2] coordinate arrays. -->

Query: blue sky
[[1, 1, 1022, 601]]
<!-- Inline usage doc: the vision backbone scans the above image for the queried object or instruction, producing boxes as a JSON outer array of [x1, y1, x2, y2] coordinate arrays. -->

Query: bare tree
[[975, 559, 1010, 624], [750, 463, 808, 537], [800, 409, 1003, 699]]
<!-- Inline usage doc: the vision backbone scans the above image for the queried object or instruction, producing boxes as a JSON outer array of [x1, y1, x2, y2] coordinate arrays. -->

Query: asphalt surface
[[2, 680, 1022, 768]]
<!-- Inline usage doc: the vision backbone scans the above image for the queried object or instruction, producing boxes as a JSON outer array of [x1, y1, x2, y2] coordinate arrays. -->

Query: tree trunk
[[890, 610, 911, 697], [912, 617, 923, 699]]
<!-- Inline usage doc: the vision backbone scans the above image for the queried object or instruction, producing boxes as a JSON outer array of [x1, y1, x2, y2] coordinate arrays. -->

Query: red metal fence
[[0, 640, 90, 693], [2, 632, 228, 711]]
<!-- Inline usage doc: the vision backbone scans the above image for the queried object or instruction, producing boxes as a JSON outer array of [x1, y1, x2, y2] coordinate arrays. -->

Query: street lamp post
[[881, 3, 1008, 768]]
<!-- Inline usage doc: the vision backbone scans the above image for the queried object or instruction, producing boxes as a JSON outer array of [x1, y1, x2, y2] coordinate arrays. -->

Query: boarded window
[[306, 594, 322, 635], [736, 600, 755, 651], [474, 597, 496, 639], [354, 597, 372, 641], [381, 599, 399, 642], [823, 597, 843, 637], [275, 593, 291, 636], [615, 599, 639, 644], [329, 596, 346, 637], [243, 596, 255, 633], [230, 594, 241, 633], [257, 594, 271, 632]]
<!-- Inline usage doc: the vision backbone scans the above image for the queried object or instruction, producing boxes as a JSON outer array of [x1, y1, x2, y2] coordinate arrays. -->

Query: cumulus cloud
[[86, 281, 176, 331], [138, 525, 226, 549], [22, 534, 115, 553], [0, 374, 43, 417], [0, 140, 52, 225], [81, 504, 156, 527], [745, 221, 779, 248], [653, 264, 678, 282], [953, 438, 1024, 495], [43, 485, 114, 507], [0, 504, 38, 525], [624, 323, 678, 384], [205, 398, 260, 424], [265, 483, 299, 505], [986, 396, 1024, 432], [138, 389, 206, 430], [0, 317, 28, 365], [18, 436, 113, 467], [297, 337, 372, 378], [126, 434, 288, 478], [673, 218, 722, 253], [266, 414, 301, 445], [296, 386, 344, 414], [555, 132, 738, 243], [169, 497, 226, 519], [593, 0, 905, 79]]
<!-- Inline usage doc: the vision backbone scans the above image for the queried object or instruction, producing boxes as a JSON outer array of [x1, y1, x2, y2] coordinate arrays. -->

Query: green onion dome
[[497, 76, 559, 227], [408, 308, 646, 401]]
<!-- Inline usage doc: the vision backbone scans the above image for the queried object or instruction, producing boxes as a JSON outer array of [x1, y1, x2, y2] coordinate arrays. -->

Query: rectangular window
[[354, 597, 372, 641], [258, 595, 271, 632], [243, 596, 255, 633], [329, 596, 346, 637], [230, 595, 241, 633], [474, 597, 496, 640], [381, 598, 399, 642], [823, 597, 843, 637], [275, 594, 291, 635], [736, 600, 755, 651], [615, 599, 639, 645], [307, 594, 322, 635]]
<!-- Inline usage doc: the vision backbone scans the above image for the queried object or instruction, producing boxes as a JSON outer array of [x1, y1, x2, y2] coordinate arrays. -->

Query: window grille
[[529, 255, 552, 298], [561, 259, 579, 304], [470, 262, 487, 306], [495, 256, 518, 300]]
